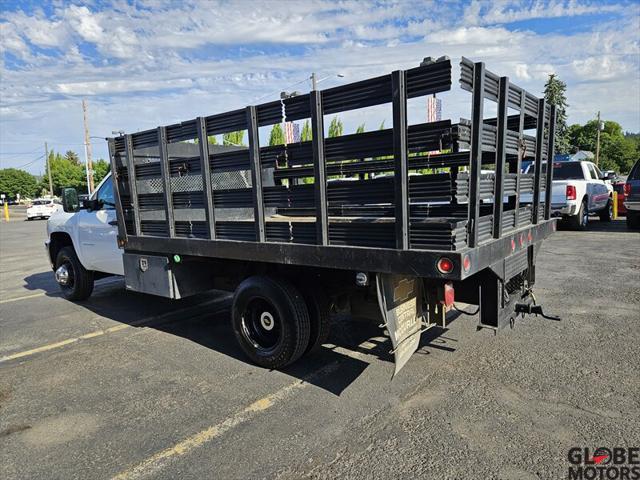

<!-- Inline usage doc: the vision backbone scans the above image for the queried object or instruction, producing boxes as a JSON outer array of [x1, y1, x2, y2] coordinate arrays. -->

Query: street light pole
[[311, 72, 318, 90], [82, 99, 95, 194], [45, 141, 53, 197], [595, 111, 602, 167]]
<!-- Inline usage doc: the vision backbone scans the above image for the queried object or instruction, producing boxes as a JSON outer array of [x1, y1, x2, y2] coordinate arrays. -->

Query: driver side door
[[77, 176, 123, 275]]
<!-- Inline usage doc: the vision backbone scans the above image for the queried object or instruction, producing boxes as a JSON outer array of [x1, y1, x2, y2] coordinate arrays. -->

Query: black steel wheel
[[231, 275, 310, 369], [55, 246, 94, 301], [301, 285, 331, 354]]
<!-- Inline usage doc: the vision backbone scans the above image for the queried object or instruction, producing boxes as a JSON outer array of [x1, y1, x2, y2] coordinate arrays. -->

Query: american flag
[[426, 95, 442, 123], [284, 122, 300, 144]]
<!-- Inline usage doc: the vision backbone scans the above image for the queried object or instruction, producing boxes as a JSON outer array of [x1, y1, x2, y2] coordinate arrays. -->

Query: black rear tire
[[627, 212, 640, 230], [567, 200, 588, 230], [301, 285, 331, 354], [599, 199, 612, 222], [55, 246, 94, 301], [231, 275, 310, 369]]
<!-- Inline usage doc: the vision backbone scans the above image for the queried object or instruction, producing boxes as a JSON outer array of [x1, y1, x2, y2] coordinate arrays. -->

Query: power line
[[12, 154, 45, 169]]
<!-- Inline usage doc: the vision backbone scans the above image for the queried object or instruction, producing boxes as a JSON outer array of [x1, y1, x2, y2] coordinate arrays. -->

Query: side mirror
[[606, 172, 617, 181], [82, 198, 101, 211], [62, 188, 80, 213]]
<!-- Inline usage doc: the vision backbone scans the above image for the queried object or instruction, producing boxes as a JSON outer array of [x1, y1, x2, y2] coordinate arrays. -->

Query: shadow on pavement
[[22, 270, 461, 395]]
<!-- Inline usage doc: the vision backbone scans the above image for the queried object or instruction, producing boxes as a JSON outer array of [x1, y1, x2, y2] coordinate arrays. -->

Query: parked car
[[26, 199, 62, 220], [624, 159, 640, 229], [612, 181, 627, 216], [523, 161, 613, 230]]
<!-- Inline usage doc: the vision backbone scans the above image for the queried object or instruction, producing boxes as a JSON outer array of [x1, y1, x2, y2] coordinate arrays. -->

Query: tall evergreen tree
[[269, 123, 285, 146], [64, 150, 80, 164], [328, 117, 343, 138], [301, 120, 312, 142], [543, 74, 570, 154]]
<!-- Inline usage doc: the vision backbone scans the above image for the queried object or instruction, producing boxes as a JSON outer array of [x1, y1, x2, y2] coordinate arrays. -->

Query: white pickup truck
[[525, 160, 614, 230], [46, 173, 122, 300]]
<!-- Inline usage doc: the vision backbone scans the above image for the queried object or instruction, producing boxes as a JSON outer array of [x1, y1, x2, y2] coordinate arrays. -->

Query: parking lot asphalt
[[1, 216, 638, 480]]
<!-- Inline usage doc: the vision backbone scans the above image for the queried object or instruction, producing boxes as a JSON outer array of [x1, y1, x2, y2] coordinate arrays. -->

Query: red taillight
[[436, 257, 454, 274], [443, 282, 455, 307], [566, 185, 577, 200], [511, 238, 516, 252], [624, 183, 631, 196], [462, 254, 471, 272]]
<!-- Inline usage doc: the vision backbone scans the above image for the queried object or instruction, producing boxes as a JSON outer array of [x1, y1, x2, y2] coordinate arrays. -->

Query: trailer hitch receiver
[[514, 303, 561, 321]]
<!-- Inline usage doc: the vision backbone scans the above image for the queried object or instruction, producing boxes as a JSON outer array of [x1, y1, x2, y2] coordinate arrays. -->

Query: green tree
[[379, 120, 385, 130], [568, 120, 637, 173], [92, 159, 110, 185], [355, 123, 365, 134], [207, 135, 218, 145], [269, 123, 285, 146], [0, 168, 39, 198], [301, 120, 312, 142], [65, 150, 80, 164], [45, 151, 86, 194], [543, 74, 570, 154], [223, 131, 245, 146], [328, 117, 343, 138]]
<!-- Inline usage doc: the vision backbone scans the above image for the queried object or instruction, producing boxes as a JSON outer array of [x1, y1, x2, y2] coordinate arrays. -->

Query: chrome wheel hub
[[260, 311, 275, 331], [55, 264, 70, 286]]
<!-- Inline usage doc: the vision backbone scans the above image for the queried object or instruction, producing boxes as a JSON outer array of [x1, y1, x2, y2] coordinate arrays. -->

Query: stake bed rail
[[108, 56, 557, 281]]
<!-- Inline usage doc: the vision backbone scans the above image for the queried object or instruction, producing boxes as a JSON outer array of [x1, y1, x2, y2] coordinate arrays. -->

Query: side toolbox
[[123, 253, 214, 299]]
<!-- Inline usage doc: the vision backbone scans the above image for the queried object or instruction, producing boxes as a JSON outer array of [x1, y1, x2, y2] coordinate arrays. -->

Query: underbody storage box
[[123, 253, 214, 299]]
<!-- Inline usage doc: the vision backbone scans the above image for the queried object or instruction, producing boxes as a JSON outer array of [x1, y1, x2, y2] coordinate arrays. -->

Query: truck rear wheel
[[55, 246, 94, 301], [301, 286, 331, 353], [231, 275, 310, 369], [566, 199, 588, 230]]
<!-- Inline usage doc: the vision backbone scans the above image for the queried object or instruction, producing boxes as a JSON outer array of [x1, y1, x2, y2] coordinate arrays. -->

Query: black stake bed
[[108, 56, 557, 281]]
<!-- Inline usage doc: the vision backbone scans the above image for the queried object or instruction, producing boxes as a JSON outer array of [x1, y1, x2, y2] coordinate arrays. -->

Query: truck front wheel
[[55, 246, 94, 301], [231, 275, 310, 369]]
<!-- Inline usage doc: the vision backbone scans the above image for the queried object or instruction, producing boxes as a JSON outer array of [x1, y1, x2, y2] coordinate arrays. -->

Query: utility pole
[[82, 99, 94, 194], [311, 72, 317, 90], [595, 110, 601, 167], [45, 141, 53, 197]]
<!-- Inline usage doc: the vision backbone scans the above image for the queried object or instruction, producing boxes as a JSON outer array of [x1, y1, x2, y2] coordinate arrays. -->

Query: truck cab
[[46, 173, 122, 300]]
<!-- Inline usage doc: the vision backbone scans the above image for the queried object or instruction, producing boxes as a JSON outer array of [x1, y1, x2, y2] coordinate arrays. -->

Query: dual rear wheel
[[231, 275, 331, 369]]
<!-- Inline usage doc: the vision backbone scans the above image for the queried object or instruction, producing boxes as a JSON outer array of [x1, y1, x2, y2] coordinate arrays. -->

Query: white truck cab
[[46, 173, 123, 299]]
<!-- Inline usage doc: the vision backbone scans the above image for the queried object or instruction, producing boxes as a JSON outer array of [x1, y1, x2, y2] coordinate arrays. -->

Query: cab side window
[[96, 177, 115, 209], [586, 164, 598, 180]]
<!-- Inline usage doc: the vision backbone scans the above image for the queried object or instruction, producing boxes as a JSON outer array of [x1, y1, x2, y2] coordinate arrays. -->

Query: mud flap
[[376, 273, 423, 376]]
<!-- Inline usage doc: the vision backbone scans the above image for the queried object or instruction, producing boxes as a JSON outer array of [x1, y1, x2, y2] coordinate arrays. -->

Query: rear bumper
[[623, 200, 640, 212], [550, 202, 577, 217]]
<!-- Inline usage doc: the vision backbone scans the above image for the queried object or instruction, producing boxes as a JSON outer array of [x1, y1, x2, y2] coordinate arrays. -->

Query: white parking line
[[0, 298, 229, 364]]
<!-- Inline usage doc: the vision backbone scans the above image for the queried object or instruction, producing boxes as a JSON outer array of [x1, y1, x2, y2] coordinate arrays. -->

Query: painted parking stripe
[[0, 292, 51, 304], [0, 278, 123, 305], [111, 361, 340, 480], [0, 298, 229, 364]]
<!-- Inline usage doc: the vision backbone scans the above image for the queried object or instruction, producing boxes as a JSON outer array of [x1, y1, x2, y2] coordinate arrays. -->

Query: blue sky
[[1, 0, 639, 174]]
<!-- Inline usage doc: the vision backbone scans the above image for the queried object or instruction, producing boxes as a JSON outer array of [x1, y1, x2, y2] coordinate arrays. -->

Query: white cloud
[[0, 0, 639, 173]]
